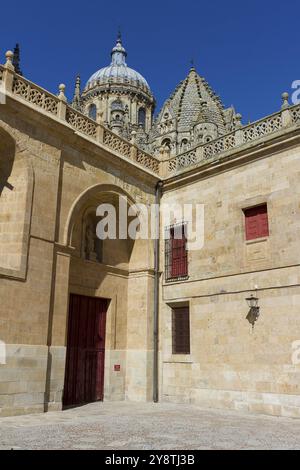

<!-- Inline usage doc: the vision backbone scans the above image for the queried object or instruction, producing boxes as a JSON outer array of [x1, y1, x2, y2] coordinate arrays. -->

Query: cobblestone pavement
[[0, 401, 300, 450]]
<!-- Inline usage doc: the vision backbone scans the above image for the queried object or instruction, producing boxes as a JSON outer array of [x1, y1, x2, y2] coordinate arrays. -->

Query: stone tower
[[147, 66, 237, 156]]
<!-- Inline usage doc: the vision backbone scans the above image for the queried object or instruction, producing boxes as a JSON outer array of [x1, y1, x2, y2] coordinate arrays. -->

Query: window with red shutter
[[165, 223, 188, 280], [244, 204, 269, 240], [172, 307, 190, 354]]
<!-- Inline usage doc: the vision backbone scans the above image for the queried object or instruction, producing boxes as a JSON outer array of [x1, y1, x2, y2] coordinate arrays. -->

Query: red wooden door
[[63, 294, 108, 407]]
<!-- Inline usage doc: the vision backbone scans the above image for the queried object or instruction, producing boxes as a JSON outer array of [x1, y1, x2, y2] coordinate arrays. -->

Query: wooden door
[[63, 294, 108, 407]]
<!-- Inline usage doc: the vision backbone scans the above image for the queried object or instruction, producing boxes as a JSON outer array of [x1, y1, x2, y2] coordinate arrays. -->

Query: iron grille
[[172, 307, 190, 355]]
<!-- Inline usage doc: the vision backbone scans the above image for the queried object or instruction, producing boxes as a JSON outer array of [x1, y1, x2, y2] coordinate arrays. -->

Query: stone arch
[[161, 138, 171, 149], [111, 99, 124, 111], [56, 182, 154, 405], [180, 138, 189, 152], [50, 182, 155, 408], [64, 183, 137, 248]]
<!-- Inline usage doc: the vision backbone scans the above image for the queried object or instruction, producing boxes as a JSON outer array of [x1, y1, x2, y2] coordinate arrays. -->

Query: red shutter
[[244, 204, 269, 240], [170, 225, 188, 278]]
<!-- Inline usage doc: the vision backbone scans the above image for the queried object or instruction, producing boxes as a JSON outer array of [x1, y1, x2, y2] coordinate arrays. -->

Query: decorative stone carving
[[85, 221, 97, 261], [242, 114, 282, 142], [291, 104, 300, 124], [84, 214, 103, 263], [103, 129, 131, 158], [66, 108, 97, 138], [12, 77, 58, 115], [203, 133, 235, 159]]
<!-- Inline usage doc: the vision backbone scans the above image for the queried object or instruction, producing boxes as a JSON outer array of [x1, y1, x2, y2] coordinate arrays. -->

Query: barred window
[[165, 223, 188, 281], [172, 307, 190, 355]]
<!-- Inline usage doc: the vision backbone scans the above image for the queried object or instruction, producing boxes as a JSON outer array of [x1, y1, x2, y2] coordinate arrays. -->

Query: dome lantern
[[110, 33, 127, 66]]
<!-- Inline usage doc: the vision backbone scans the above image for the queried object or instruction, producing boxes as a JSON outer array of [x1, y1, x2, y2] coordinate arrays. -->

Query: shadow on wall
[[0, 127, 33, 273], [0, 127, 15, 196]]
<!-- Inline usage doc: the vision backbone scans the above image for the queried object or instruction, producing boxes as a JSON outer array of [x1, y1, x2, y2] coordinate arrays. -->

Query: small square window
[[172, 307, 190, 355], [243, 204, 269, 241]]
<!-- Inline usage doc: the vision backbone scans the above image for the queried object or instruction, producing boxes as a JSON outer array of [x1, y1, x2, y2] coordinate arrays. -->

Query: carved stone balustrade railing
[[66, 107, 98, 139], [103, 128, 131, 159], [1, 58, 300, 180], [136, 148, 160, 174], [12, 75, 59, 115], [291, 104, 300, 124], [167, 104, 300, 176], [242, 112, 282, 143], [0, 63, 160, 176]]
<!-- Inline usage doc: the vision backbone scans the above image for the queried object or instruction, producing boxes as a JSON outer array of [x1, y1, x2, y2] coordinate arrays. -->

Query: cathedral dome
[[84, 35, 152, 97]]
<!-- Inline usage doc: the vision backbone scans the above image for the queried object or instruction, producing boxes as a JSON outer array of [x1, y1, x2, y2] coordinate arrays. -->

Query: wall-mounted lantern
[[245, 292, 260, 328]]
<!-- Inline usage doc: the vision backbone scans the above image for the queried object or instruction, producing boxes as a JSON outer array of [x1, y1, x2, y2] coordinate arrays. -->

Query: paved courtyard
[[0, 401, 300, 450]]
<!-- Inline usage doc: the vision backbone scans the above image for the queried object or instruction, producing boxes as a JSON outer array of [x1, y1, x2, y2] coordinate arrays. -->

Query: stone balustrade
[[0, 60, 160, 176], [167, 103, 300, 175], [66, 107, 98, 139], [1, 56, 300, 180]]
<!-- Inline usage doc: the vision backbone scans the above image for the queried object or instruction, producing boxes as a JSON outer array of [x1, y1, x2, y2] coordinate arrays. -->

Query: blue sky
[[0, 0, 299, 123]]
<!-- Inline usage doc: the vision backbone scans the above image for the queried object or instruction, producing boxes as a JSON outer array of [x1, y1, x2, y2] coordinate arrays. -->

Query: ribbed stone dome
[[84, 36, 151, 96]]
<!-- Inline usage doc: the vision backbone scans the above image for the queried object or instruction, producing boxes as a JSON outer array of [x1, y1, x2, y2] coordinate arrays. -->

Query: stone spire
[[147, 65, 237, 155], [71, 74, 82, 111], [12, 43, 22, 75]]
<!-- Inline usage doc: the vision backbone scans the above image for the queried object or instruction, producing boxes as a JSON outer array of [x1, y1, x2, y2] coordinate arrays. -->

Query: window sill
[[165, 275, 189, 283], [163, 355, 193, 364], [245, 236, 269, 245]]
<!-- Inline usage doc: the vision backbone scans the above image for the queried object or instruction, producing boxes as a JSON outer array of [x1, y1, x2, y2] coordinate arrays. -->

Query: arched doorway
[[61, 185, 142, 407]]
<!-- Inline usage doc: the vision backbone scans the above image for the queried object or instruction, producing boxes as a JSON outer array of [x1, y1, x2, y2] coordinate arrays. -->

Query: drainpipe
[[153, 180, 163, 403]]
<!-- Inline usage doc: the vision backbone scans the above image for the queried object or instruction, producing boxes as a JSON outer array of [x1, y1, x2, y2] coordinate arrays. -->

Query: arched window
[[88, 104, 97, 121], [162, 138, 171, 149], [181, 139, 188, 152], [111, 99, 123, 111], [138, 107, 146, 128]]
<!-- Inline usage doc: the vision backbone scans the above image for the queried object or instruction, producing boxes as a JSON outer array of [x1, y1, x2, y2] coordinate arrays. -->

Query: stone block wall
[[0, 345, 48, 416], [160, 144, 300, 417]]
